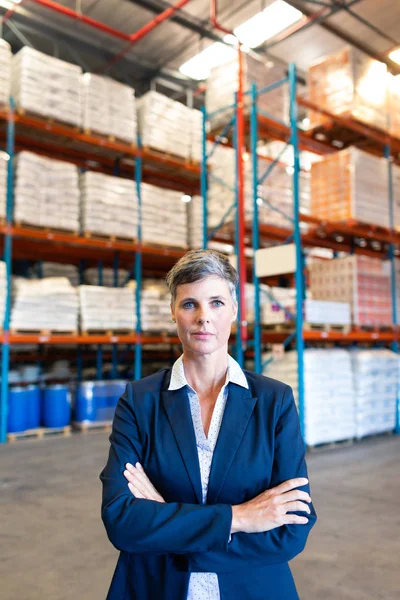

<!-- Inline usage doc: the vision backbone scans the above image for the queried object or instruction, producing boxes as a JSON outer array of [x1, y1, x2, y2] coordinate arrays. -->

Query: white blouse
[[168, 355, 249, 600]]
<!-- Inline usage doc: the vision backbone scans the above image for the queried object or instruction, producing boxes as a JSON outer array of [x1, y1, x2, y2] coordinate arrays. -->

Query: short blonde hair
[[166, 249, 238, 304]]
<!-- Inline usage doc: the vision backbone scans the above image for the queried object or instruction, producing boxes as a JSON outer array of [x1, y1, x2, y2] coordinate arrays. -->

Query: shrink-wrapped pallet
[[14, 152, 80, 231], [12, 47, 82, 127], [84, 267, 130, 287], [80, 171, 138, 239], [311, 147, 389, 227], [351, 349, 398, 438], [264, 349, 356, 446], [245, 283, 295, 325], [141, 182, 187, 248], [79, 285, 136, 332], [137, 91, 198, 160], [206, 55, 288, 130], [0, 39, 11, 106], [304, 299, 351, 326], [132, 279, 175, 332], [10, 277, 78, 332], [309, 255, 392, 327], [29, 262, 79, 287], [0, 151, 8, 220], [388, 74, 400, 139], [308, 47, 388, 132], [81, 73, 137, 143]]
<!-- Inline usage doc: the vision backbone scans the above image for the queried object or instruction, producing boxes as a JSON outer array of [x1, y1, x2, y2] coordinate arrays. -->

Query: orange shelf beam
[[1, 332, 180, 345]]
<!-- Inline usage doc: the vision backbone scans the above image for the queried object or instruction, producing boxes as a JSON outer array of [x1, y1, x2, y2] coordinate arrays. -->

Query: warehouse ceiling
[[0, 0, 400, 97]]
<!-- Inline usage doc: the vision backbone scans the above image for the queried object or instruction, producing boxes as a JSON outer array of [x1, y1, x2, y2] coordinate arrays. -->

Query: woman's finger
[[271, 478, 309, 495], [281, 500, 311, 514], [127, 463, 164, 499], [124, 470, 149, 497], [281, 490, 312, 504], [128, 482, 145, 498]]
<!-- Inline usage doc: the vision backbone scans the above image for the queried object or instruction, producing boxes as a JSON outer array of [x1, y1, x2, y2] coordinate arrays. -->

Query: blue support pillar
[[233, 97, 244, 368], [250, 83, 262, 374], [201, 105, 208, 249], [0, 101, 15, 443], [385, 145, 400, 434], [96, 260, 103, 380], [289, 64, 306, 440], [134, 136, 143, 381], [112, 251, 119, 379]]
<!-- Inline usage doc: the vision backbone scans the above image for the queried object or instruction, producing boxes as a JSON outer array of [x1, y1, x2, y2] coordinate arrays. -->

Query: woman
[[100, 249, 317, 600]]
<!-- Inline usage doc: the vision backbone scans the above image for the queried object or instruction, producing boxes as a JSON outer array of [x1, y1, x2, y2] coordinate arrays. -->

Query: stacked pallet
[[309, 256, 392, 327], [304, 299, 351, 326], [139, 280, 175, 332], [310, 147, 389, 227], [79, 285, 136, 332], [388, 74, 400, 139], [308, 47, 388, 132], [245, 283, 295, 325], [81, 73, 137, 143], [141, 183, 187, 247], [351, 349, 398, 438], [206, 55, 288, 130], [10, 277, 79, 332], [264, 349, 356, 446], [84, 267, 130, 287], [0, 39, 11, 106], [12, 47, 82, 127], [137, 91, 198, 160], [0, 152, 7, 220], [0, 261, 7, 327], [80, 172, 138, 239], [14, 152, 80, 231], [190, 110, 202, 162], [187, 195, 203, 249]]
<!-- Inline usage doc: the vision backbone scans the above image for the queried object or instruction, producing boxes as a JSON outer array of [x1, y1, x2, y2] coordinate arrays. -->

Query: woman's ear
[[170, 302, 176, 323], [232, 302, 238, 322]]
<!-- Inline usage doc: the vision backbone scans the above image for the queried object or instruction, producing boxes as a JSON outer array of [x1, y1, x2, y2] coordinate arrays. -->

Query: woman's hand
[[231, 477, 311, 534], [124, 462, 165, 503]]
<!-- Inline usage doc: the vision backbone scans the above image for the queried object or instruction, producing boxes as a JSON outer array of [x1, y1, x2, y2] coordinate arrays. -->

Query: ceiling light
[[231, 1, 303, 49], [179, 42, 236, 80], [389, 47, 400, 66], [181, 194, 192, 203]]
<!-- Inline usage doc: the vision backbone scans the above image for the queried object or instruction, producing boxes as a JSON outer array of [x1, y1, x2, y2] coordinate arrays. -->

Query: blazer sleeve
[[187, 385, 317, 572], [100, 383, 232, 555]]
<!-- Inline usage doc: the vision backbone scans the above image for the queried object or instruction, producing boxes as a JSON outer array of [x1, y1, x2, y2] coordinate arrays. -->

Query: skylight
[[389, 47, 400, 66]]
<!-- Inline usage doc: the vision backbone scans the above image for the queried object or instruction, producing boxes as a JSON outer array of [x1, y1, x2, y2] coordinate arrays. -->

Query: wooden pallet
[[83, 230, 136, 244], [142, 145, 200, 167], [262, 322, 295, 331], [308, 437, 355, 452], [72, 420, 112, 433], [83, 128, 136, 146], [353, 324, 393, 333], [303, 323, 351, 333], [10, 329, 78, 336], [16, 107, 80, 131], [81, 329, 135, 336], [15, 222, 78, 236], [8, 425, 71, 442]]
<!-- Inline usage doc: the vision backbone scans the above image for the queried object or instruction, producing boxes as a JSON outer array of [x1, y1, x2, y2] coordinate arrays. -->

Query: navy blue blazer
[[100, 368, 317, 600]]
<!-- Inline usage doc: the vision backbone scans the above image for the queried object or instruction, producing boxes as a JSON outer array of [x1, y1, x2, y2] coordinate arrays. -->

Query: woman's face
[[171, 275, 237, 357]]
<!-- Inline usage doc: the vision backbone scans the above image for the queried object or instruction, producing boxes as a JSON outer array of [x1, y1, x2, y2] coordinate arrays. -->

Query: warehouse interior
[[1, 0, 400, 598]]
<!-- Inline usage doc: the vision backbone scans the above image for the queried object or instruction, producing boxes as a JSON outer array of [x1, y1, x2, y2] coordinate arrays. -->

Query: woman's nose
[[197, 310, 210, 323]]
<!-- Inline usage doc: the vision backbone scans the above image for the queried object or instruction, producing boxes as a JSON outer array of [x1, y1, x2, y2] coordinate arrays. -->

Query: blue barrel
[[42, 385, 71, 429], [8, 386, 41, 433], [75, 380, 126, 423]]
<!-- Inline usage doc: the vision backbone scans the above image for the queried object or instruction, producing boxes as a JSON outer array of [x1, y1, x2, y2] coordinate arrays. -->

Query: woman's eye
[[183, 302, 195, 309], [212, 300, 224, 307]]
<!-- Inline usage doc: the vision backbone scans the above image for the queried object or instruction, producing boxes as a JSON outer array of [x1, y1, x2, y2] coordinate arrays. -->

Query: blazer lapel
[[207, 382, 257, 504], [161, 388, 203, 504]]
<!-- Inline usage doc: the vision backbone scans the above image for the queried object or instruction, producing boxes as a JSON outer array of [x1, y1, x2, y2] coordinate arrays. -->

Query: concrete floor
[[1, 432, 399, 600]]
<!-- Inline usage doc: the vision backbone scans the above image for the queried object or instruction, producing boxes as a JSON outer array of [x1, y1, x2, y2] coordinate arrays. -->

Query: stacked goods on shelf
[[393, 164, 400, 228], [190, 110, 202, 162], [137, 91, 198, 160], [74, 380, 127, 424], [0, 39, 11, 105], [11, 47, 82, 127], [80, 171, 138, 239], [29, 263, 79, 287], [142, 280, 174, 332], [350, 349, 398, 438], [304, 299, 351, 326], [187, 195, 203, 249], [309, 256, 392, 326], [10, 277, 79, 332], [245, 283, 295, 325], [308, 47, 388, 132], [84, 267, 130, 287], [264, 349, 356, 446], [207, 142, 310, 229], [81, 73, 137, 143], [79, 286, 136, 332], [141, 183, 188, 247], [311, 148, 389, 227], [206, 55, 288, 130], [14, 152, 80, 231], [388, 74, 400, 139], [0, 260, 6, 327], [0, 152, 7, 219]]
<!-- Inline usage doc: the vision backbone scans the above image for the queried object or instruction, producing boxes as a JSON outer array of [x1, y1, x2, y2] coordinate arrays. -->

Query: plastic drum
[[74, 380, 126, 423], [42, 385, 71, 429], [8, 385, 41, 433]]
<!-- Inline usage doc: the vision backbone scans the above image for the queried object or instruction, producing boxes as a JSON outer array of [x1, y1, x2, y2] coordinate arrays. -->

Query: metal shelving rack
[[0, 106, 193, 444], [205, 56, 400, 441]]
